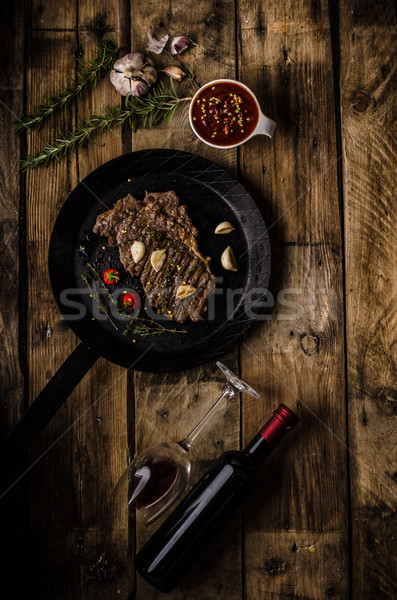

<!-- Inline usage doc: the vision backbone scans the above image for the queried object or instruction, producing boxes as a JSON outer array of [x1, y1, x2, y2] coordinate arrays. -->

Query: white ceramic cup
[[189, 78, 276, 149]]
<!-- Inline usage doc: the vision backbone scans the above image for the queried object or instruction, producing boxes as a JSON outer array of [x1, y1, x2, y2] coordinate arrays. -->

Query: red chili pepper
[[123, 292, 139, 310], [103, 268, 120, 285]]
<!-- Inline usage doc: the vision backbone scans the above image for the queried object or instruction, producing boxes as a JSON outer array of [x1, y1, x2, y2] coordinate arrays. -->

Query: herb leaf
[[15, 41, 120, 135], [20, 79, 192, 171], [81, 263, 187, 339]]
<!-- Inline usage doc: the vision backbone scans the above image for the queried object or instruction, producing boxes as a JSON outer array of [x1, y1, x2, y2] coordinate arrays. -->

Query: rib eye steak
[[93, 191, 215, 323]]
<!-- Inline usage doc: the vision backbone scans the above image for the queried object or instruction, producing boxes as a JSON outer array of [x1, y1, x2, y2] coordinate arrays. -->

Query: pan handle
[[0, 342, 98, 475]]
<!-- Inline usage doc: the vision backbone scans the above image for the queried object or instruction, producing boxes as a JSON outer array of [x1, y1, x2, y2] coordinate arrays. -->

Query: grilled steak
[[93, 191, 215, 323]]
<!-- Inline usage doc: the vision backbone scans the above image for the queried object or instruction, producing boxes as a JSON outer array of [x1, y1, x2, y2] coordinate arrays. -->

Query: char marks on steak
[[93, 191, 215, 323]]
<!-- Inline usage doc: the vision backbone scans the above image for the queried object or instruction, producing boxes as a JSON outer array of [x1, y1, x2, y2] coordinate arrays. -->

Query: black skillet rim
[[48, 149, 271, 372]]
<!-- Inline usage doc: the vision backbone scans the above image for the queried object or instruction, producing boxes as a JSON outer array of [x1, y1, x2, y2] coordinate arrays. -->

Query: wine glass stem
[[178, 386, 235, 450]]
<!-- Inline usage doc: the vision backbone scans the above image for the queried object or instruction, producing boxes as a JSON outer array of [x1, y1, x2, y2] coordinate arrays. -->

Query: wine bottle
[[136, 403, 299, 592]]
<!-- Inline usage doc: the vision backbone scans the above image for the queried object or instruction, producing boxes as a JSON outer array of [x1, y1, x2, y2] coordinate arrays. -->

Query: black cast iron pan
[[1, 149, 271, 469]]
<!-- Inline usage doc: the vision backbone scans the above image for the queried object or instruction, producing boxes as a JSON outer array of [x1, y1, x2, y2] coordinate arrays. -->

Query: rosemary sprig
[[20, 105, 132, 171], [20, 80, 192, 171], [15, 41, 119, 135], [126, 77, 189, 129]]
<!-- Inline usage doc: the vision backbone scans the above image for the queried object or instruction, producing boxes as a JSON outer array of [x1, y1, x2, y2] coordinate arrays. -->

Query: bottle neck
[[244, 403, 299, 463], [244, 433, 273, 462]]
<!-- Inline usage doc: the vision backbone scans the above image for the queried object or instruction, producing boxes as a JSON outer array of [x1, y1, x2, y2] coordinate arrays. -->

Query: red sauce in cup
[[191, 81, 259, 146]]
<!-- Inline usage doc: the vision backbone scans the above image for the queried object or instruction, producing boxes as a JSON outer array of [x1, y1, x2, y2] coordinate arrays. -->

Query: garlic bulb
[[215, 221, 235, 234], [151, 249, 166, 272], [176, 284, 196, 300], [221, 246, 238, 271], [110, 52, 157, 97], [131, 241, 146, 263]]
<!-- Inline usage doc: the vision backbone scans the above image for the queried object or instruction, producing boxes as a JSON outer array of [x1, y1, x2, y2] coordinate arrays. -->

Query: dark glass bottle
[[136, 404, 299, 592]]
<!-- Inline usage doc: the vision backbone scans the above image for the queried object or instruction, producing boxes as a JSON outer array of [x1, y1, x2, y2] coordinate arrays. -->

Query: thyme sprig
[[122, 317, 185, 339], [81, 263, 187, 339], [20, 80, 192, 171], [85, 263, 119, 307], [15, 41, 119, 135], [81, 269, 119, 330]]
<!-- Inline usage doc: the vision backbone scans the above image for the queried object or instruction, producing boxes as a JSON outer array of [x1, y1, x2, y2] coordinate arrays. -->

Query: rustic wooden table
[[1, 1, 396, 598]]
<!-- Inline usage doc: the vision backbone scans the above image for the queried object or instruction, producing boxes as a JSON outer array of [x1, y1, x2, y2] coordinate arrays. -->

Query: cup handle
[[257, 112, 276, 138]]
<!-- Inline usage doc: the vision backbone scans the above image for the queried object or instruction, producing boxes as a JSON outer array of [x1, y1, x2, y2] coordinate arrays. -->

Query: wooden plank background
[[339, 2, 397, 598], [0, 0, 26, 596], [238, 2, 349, 598], [0, 1, 396, 599]]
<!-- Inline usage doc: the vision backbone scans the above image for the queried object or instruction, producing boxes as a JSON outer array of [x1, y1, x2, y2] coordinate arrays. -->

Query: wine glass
[[124, 362, 260, 525]]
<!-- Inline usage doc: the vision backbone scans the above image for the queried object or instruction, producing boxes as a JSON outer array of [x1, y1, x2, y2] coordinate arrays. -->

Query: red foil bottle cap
[[260, 404, 300, 447]]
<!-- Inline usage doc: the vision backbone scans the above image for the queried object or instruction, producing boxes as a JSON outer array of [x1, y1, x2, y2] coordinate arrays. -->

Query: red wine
[[136, 404, 299, 592], [132, 456, 180, 509]]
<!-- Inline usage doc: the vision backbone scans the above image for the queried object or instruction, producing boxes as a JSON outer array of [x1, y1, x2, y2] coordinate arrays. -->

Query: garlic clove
[[215, 221, 235, 234], [110, 69, 149, 97], [146, 31, 169, 54], [151, 249, 167, 272], [110, 70, 131, 96], [221, 246, 238, 271], [160, 66, 186, 81], [131, 241, 146, 263], [170, 36, 196, 55], [176, 284, 196, 300], [140, 64, 158, 86], [129, 80, 150, 97]]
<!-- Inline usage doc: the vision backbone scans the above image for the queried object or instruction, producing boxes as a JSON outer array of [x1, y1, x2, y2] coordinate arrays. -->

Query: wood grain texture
[[1, 1, 397, 598], [339, 2, 397, 598], [30, 0, 77, 30], [0, 1, 26, 597], [74, 1, 132, 598], [237, 1, 349, 598], [25, 2, 81, 598], [0, 0, 24, 445], [129, 2, 242, 599], [129, 0, 237, 172]]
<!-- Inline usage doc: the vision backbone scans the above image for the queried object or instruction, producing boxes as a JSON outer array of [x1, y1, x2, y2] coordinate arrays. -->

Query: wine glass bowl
[[126, 362, 260, 525], [128, 442, 191, 525]]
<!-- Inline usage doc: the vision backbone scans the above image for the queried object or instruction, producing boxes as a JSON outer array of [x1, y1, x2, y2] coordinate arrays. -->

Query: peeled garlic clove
[[131, 241, 146, 263], [221, 246, 238, 271], [215, 221, 235, 235], [176, 284, 196, 300], [151, 249, 166, 272]]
